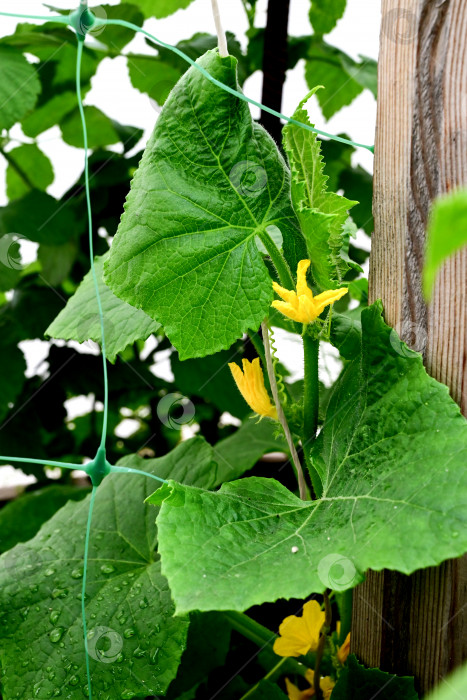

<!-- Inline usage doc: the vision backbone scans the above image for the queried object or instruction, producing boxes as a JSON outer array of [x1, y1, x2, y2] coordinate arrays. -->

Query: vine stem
[[210, 0, 228, 57], [314, 590, 332, 700], [261, 321, 307, 500], [302, 332, 322, 497]]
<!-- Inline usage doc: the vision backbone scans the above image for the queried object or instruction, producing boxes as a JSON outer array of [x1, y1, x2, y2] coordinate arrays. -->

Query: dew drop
[[121, 691, 134, 699], [100, 564, 115, 575], [50, 628, 64, 643], [50, 610, 61, 625], [71, 568, 82, 580], [68, 675, 79, 687], [44, 568, 55, 577], [291, 546, 299, 553], [123, 628, 135, 639], [51, 588, 68, 599]]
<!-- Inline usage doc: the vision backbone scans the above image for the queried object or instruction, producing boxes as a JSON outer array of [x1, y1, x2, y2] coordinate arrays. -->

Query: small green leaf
[[309, 0, 346, 35], [283, 90, 357, 289], [423, 189, 467, 299], [105, 50, 302, 359], [0, 48, 40, 130], [332, 656, 419, 699], [128, 54, 182, 104], [6, 144, 54, 200], [21, 90, 76, 138], [61, 106, 120, 149], [304, 42, 364, 120], [151, 303, 467, 613], [46, 253, 161, 363]]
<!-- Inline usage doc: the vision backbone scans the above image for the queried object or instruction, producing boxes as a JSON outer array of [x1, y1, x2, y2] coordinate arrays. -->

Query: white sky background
[[0, 0, 380, 489]]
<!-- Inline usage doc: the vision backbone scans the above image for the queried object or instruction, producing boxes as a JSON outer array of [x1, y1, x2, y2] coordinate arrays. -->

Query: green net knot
[[69, 6, 96, 37], [85, 446, 112, 486]]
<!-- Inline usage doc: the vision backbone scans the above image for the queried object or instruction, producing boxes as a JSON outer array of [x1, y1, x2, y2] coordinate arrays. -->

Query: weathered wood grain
[[352, 0, 467, 692]]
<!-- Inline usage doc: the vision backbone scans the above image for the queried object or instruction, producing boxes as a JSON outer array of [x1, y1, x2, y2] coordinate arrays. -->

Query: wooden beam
[[351, 0, 467, 693]]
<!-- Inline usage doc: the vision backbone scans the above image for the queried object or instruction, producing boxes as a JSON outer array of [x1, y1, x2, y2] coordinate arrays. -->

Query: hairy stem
[[302, 332, 322, 497], [262, 321, 307, 500], [314, 591, 332, 699], [211, 0, 228, 57]]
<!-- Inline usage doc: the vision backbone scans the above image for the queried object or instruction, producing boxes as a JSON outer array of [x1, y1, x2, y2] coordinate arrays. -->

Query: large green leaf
[[309, 0, 346, 35], [0, 48, 40, 130], [46, 253, 161, 363], [423, 189, 467, 299], [0, 439, 217, 699], [104, 50, 302, 359], [21, 90, 76, 137], [6, 144, 54, 200], [332, 656, 418, 699], [149, 303, 467, 613], [61, 106, 120, 149], [283, 91, 357, 289]]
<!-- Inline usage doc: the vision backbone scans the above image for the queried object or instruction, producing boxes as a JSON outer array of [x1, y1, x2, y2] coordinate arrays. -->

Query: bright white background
[[0, 0, 380, 490]]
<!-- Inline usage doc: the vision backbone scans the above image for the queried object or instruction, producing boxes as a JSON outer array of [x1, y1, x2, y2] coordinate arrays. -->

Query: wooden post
[[351, 0, 467, 693]]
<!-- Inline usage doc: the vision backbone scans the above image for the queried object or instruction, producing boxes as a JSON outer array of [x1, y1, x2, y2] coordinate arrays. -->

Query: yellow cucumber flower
[[228, 358, 278, 420], [273, 600, 325, 657], [337, 632, 351, 665], [272, 260, 348, 324], [285, 669, 335, 700]]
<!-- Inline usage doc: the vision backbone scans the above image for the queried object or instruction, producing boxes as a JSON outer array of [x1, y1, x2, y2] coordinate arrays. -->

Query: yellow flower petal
[[296, 259, 312, 298], [272, 281, 299, 305], [313, 287, 348, 315], [271, 260, 347, 325], [301, 600, 325, 650], [337, 632, 351, 665], [272, 300, 308, 324], [285, 678, 315, 700], [320, 676, 336, 698], [228, 358, 277, 420], [274, 601, 324, 658], [273, 635, 307, 658]]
